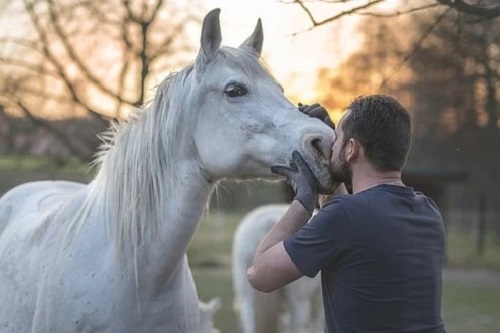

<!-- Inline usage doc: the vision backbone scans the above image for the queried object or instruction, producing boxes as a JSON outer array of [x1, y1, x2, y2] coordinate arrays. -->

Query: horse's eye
[[224, 83, 247, 98]]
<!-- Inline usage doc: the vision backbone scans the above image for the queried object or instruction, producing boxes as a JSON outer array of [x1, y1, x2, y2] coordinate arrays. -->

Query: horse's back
[[233, 204, 289, 254], [0, 180, 85, 234], [0, 180, 86, 332]]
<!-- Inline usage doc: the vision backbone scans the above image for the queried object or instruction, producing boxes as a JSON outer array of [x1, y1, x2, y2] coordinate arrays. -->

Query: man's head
[[330, 94, 412, 183]]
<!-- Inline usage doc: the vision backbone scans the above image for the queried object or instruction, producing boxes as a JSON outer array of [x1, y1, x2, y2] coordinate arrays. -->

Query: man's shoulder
[[322, 185, 437, 214], [321, 191, 381, 214]]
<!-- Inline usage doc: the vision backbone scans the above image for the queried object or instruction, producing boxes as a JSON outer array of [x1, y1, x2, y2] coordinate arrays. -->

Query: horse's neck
[[90, 110, 217, 290], [149, 163, 214, 267], [118, 160, 215, 293]]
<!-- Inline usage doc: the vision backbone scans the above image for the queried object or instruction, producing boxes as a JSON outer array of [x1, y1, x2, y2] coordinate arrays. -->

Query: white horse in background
[[233, 205, 324, 333], [0, 8, 336, 333]]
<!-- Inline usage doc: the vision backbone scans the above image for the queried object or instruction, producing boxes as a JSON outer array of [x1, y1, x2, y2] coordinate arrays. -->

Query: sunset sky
[[0, 0, 399, 120]]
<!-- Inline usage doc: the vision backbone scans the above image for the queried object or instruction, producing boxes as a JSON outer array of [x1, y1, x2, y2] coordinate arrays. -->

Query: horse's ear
[[239, 19, 263, 58], [197, 8, 222, 68]]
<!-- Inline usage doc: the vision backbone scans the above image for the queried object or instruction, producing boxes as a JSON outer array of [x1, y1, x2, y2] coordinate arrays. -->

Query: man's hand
[[271, 151, 318, 215], [298, 103, 335, 130]]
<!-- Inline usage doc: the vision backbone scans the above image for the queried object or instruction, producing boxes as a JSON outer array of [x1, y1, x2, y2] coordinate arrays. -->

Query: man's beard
[[330, 144, 352, 186]]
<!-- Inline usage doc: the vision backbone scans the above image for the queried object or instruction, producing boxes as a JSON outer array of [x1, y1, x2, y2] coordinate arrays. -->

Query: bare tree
[[0, 0, 202, 160]]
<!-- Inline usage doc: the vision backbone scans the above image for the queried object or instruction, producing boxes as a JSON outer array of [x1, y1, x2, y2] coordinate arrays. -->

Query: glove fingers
[[271, 165, 294, 178], [291, 151, 318, 189], [324, 116, 335, 130], [302, 103, 321, 114], [307, 107, 328, 119], [271, 165, 297, 189], [298, 103, 308, 112]]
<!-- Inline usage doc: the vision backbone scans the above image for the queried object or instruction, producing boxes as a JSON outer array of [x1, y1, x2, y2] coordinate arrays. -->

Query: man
[[247, 95, 445, 332]]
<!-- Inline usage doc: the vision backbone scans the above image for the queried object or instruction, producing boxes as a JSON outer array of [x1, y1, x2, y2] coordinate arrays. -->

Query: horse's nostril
[[311, 138, 325, 158]]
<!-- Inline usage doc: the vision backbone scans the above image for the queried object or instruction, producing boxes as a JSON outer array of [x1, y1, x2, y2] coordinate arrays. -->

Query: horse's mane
[[89, 64, 197, 263]]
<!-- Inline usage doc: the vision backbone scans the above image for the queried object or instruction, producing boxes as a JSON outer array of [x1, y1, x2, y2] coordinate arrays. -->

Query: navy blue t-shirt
[[284, 184, 445, 333]]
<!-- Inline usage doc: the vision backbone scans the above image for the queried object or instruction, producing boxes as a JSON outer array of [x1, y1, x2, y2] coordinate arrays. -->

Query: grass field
[[442, 269, 500, 333]]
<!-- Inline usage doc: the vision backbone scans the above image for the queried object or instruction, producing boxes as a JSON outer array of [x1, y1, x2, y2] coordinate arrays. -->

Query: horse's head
[[186, 9, 335, 192]]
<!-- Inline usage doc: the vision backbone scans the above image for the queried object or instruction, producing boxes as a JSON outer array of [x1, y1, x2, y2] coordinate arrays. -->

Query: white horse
[[233, 205, 324, 333], [0, 8, 335, 333]]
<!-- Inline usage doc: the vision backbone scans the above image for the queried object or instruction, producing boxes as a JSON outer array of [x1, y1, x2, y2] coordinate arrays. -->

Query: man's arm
[[247, 183, 348, 292], [247, 151, 317, 293], [247, 199, 309, 292]]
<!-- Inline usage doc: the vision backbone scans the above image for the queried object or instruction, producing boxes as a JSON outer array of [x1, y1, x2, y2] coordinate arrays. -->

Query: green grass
[[0, 156, 93, 196], [192, 265, 500, 333], [188, 212, 244, 333], [188, 212, 242, 267], [193, 267, 237, 333], [0, 155, 88, 171], [445, 226, 500, 271], [442, 270, 500, 333]]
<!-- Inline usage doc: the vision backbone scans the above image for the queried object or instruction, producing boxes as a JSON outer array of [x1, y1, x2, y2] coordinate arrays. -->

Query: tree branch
[[291, 0, 385, 35], [114, 50, 131, 118], [0, 37, 40, 53], [437, 0, 500, 19], [122, 0, 143, 24], [0, 56, 59, 77], [358, 3, 440, 17], [149, 34, 175, 61], [292, 0, 499, 34], [45, 0, 136, 106], [378, 8, 453, 90], [23, 0, 108, 119], [148, 0, 164, 23], [76, 0, 122, 26]]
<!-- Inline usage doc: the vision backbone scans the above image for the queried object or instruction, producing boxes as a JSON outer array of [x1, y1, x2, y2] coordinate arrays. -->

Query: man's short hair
[[341, 95, 412, 171]]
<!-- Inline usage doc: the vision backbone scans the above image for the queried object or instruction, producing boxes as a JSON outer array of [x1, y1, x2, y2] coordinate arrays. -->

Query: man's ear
[[346, 138, 360, 162]]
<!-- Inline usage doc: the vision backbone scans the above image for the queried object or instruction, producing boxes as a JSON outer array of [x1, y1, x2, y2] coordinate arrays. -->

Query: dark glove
[[298, 103, 335, 130], [271, 151, 319, 215]]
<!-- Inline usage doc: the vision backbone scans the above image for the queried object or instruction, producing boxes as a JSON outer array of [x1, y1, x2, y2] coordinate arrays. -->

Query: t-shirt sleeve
[[283, 198, 351, 277]]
